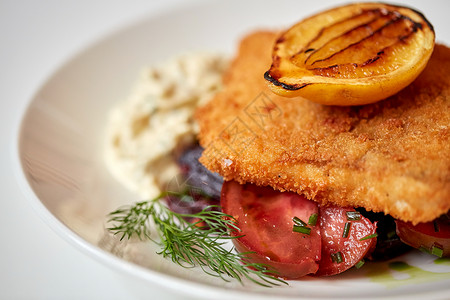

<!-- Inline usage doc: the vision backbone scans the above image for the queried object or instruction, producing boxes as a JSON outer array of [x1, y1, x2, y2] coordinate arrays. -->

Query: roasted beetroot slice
[[357, 208, 412, 260], [177, 145, 223, 200]]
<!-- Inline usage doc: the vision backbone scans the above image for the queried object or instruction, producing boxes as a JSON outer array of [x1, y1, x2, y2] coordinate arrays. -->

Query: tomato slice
[[396, 215, 450, 257], [221, 180, 321, 279], [314, 205, 377, 276]]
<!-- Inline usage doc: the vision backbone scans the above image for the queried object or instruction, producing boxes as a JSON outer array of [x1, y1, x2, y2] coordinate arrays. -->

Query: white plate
[[14, 0, 450, 299]]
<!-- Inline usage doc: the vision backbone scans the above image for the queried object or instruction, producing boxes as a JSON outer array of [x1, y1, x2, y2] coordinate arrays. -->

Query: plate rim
[[11, 0, 450, 299]]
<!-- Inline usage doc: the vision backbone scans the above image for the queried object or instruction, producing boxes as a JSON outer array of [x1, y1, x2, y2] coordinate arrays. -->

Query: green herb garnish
[[355, 259, 365, 269], [419, 245, 431, 254], [293, 225, 312, 235], [342, 222, 351, 238], [108, 192, 287, 287], [346, 211, 361, 221], [293, 216, 311, 235], [431, 244, 444, 258], [293, 216, 308, 227], [359, 233, 378, 241], [331, 252, 344, 263], [308, 213, 318, 226]]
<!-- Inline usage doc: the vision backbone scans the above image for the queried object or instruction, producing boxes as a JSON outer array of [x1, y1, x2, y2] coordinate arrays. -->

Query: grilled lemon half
[[265, 3, 435, 106]]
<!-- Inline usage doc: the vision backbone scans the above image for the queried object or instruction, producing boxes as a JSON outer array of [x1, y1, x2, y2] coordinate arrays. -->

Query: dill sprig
[[107, 192, 287, 287]]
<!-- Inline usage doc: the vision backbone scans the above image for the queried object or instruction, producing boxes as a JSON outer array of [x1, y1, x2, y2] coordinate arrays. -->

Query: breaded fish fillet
[[196, 31, 450, 224]]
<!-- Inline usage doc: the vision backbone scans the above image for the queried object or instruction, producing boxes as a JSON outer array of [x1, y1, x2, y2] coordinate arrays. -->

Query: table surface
[[0, 1, 194, 299]]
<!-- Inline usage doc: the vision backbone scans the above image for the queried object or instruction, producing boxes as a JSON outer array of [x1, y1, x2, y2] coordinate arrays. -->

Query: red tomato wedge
[[221, 180, 321, 279], [315, 205, 377, 276], [396, 215, 450, 257], [221, 181, 378, 278]]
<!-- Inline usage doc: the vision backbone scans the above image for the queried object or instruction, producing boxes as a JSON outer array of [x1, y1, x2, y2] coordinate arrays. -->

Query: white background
[[1, 1, 190, 299], [1, 1, 449, 299]]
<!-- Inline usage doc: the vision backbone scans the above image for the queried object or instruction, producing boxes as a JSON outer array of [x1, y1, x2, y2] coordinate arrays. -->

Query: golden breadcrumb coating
[[196, 31, 450, 224]]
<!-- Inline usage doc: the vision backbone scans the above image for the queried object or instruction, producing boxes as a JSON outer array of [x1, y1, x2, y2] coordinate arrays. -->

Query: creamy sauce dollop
[[105, 53, 228, 198]]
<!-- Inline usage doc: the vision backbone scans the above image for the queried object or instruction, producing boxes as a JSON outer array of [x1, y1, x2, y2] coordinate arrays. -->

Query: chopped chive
[[331, 252, 343, 263], [346, 211, 361, 221], [342, 222, 351, 238], [419, 245, 431, 254], [308, 213, 318, 226], [293, 225, 311, 235], [293, 216, 307, 227], [293, 216, 312, 235], [434, 220, 440, 232], [355, 259, 365, 269], [359, 233, 378, 241], [431, 244, 444, 258]]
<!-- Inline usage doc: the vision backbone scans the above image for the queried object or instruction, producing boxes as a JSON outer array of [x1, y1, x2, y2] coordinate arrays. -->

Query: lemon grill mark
[[300, 9, 390, 65], [291, 9, 424, 79]]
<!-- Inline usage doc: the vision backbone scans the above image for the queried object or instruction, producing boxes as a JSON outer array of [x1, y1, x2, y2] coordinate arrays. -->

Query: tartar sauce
[[105, 53, 228, 199]]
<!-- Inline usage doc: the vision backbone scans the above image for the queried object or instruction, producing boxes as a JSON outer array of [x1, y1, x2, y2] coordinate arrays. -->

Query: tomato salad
[[166, 145, 450, 279]]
